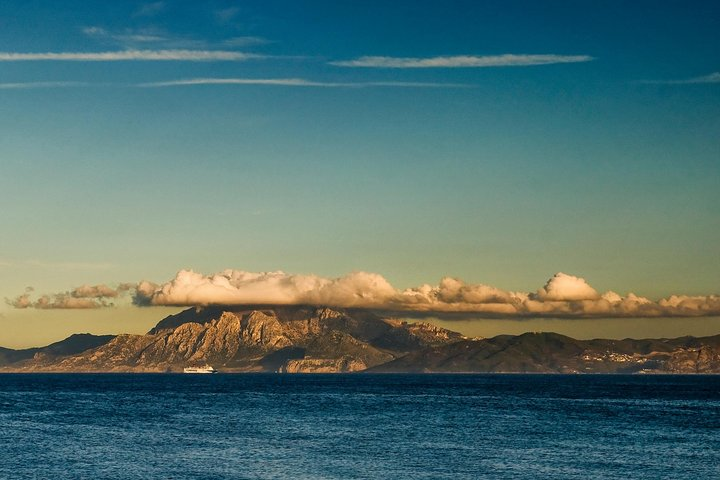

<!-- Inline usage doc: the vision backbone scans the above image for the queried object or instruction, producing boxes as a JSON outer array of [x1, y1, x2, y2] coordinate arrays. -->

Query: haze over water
[[1, 374, 718, 479]]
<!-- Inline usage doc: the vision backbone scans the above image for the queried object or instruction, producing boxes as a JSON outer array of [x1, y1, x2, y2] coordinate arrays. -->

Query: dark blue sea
[[0, 374, 719, 479]]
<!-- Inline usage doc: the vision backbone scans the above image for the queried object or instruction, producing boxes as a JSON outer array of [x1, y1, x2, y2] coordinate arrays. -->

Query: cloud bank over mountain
[[7, 270, 720, 318]]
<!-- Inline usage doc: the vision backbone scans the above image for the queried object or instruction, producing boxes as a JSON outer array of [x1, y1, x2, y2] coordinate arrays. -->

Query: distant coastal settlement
[[1, 306, 719, 373]]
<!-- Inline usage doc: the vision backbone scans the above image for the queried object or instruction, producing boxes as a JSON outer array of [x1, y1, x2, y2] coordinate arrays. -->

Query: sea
[[0, 374, 718, 479]]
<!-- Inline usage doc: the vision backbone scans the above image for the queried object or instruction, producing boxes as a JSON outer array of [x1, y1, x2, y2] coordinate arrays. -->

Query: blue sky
[[0, 1, 718, 345]]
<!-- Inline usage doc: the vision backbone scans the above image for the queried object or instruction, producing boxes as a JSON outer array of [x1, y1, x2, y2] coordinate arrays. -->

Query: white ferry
[[183, 365, 218, 374]]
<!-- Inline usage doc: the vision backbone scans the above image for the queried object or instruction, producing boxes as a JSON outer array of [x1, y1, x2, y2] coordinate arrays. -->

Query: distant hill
[[0, 333, 115, 366], [369, 332, 720, 373], [2, 307, 719, 373]]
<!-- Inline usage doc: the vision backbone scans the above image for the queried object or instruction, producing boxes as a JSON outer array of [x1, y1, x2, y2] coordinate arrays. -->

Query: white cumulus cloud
[[138, 269, 398, 308], [130, 269, 720, 318], [9, 269, 720, 318], [533, 272, 600, 301]]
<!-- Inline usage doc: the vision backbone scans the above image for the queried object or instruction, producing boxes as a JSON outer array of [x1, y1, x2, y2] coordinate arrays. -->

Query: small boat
[[183, 365, 217, 374]]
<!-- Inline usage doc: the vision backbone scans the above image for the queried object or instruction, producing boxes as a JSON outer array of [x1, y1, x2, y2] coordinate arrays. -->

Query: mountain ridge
[[0, 305, 463, 373], [2, 306, 719, 373]]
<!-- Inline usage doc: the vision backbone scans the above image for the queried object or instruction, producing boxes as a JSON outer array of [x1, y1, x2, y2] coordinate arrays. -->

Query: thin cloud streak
[[0, 81, 91, 89], [22, 260, 114, 269], [81, 26, 213, 50], [223, 36, 271, 47], [0, 78, 470, 90], [82, 26, 168, 44], [331, 54, 594, 68], [1, 259, 113, 269], [139, 78, 473, 88], [134, 1, 165, 17], [215, 7, 241, 23], [641, 72, 720, 84], [0, 50, 263, 61]]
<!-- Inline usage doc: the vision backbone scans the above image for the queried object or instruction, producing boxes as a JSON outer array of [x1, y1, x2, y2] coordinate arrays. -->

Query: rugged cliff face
[[665, 345, 720, 373], [1, 306, 463, 373]]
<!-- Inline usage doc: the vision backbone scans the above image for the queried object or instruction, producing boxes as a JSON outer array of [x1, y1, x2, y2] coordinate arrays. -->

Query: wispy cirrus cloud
[[0, 81, 91, 89], [0, 78, 469, 90], [641, 72, 720, 85], [0, 259, 114, 269], [81, 25, 271, 51], [25, 260, 116, 269], [0, 50, 262, 62], [139, 77, 472, 88], [215, 7, 241, 23], [81, 25, 214, 50], [222, 36, 270, 47], [134, 1, 165, 18], [82, 26, 168, 44], [330, 54, 594, 68]]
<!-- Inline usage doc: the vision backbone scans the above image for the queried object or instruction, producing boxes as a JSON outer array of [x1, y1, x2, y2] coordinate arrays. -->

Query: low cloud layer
[[7, 284, 129, 309], [9, 270, 718, 319], [132, 270, 720, 317], [330, 54, 593, 68]]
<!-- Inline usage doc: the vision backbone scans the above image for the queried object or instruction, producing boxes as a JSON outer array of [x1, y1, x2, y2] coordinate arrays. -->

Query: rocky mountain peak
[[1, 305, 464, 373]]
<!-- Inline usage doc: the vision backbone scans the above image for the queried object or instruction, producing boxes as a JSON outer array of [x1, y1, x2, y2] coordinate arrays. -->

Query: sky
[[0, 1, 718, 348]]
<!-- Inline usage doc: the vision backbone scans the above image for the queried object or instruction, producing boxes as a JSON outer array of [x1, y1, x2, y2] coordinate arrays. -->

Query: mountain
[[0, 333, 115, 366], [1, 306, 719, 373], [369, 331, 720, 373], [0, 306, 462, 373]]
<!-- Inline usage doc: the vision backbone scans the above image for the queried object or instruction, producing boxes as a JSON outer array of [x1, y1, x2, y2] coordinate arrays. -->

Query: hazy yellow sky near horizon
[[3, 307, 720, 350]]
